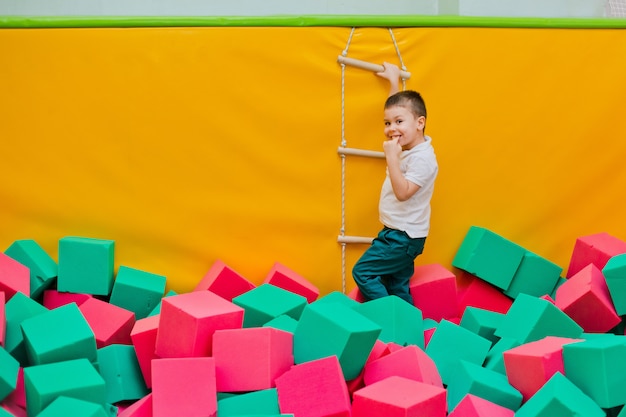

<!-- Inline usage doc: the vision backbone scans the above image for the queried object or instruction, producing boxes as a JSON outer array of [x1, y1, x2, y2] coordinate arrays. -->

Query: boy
[[352, 62, 438, 305]]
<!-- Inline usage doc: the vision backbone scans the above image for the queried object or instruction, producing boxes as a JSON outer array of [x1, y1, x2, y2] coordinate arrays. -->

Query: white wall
[[0, 0, 623, 18]]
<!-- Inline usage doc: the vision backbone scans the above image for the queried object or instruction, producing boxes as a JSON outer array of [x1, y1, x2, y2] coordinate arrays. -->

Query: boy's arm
[[383, 139, 421, 201], [376, 62, 401, 96]]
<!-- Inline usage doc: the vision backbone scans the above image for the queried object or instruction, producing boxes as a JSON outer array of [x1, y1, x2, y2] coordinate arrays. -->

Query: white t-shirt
[[379, 135, 438, 238]]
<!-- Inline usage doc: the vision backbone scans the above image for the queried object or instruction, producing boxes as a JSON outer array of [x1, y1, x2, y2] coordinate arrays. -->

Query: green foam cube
[[495, 293, 583, 344], [562, 336, 626, 408], [293, 301, 381, 380], [233, 284, 307, 328], [446, 360, 523, 412], [263, 315, 298, 333], [4, 239, 58, 300], [97, 344, 149, 404], [0, 346, 19, 402], [24, 358, 107, 416], [21, 302, 97, 366], [504, 251, 562, 299], [452, 226, 526, 291], [147, 289, 177, 317], [4, 291, 48, 365], [37, 396, 110, 417], [603, 253, 626, 316], [515, 372, 605, 417], [313, 291, 360, 308], [58, 237, 115, 296], [424, 319, 491, 385], [217, 388, 279, 416], [459, 306, 505, 346], [352, 295, 424, 348], [109, 266, 166, 320]]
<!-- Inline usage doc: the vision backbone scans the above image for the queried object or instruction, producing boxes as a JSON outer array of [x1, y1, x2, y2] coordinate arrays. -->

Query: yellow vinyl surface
[[1, 26, 626, 295]]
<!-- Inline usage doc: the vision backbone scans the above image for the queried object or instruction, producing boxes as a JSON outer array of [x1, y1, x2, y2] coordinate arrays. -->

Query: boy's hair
[[385, 90, 427, 119]]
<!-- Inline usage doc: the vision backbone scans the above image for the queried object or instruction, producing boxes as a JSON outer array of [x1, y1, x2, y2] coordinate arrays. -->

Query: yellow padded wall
[[1, 26, 626, 296]]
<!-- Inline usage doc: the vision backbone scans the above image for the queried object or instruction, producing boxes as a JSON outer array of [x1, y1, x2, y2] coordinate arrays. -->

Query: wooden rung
[[337, 235, 374, 244], [337, 55, 411, 80], [338, 147, 385, 159]]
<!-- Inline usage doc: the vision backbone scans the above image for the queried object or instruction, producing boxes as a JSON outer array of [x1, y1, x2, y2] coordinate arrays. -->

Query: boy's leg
[[386, 236, 426, 305]]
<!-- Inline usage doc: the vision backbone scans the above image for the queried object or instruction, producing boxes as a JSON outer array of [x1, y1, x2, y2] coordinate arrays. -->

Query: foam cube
[[97, 344, 148, 404], [130, 315, 160, 388], [456, 271, 513, 315], [409, 263, 459, 320], [0, 346, 19, 402], [0, 404, 22, 417], [4, 367, 25, 410], [147, 289, 176, 317], [352, 295, 424, 348], [217, 388, 279, 416], [213, 327, 293, 392], [263, 262, 319, 303], [352, 376, 447, 417], [503, 251, 562, 299], [452, 226, 526, 291], [275, 356, 351, 417], [347, 339, 391, 395], [362, 344, 442, 388], [23, 358, 106, 416], [495, 293, 583, 344], [314, 291, 360, 308], [555, 263, 620, 333], [446, 360, 522, 412], [42, 289, 91, 309], [57, 237, 115, 296], [233, 284, 307, 328], [562, 336, 626, 408], [118, 393, 152, 417], [293, 301, 381, 380], [36, 396, 109, 417], [109, 266, 166, 320], [4, 239, 57, 300], [155, 290, 244, 358], [263, 314, 298, 333], [79, 297, 135, 348], [460, 306, 505, 346], [514, 372, 605, 417], [448, 394, 514, 417], [4, 292, 48, 365], [0, 292, 5, 346], [195, 260, 255, 301], [566, 232, 626, 278], [503, 336, 582, 401], [603, 253, 626, 315], [484, 337, 520, 374], [21, 302, 97, 365], [151, 357, 217, 417], [424, 319, 491, 385], [0, 253, 30, 301]]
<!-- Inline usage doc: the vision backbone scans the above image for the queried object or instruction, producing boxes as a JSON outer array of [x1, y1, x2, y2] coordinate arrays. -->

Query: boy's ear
[[417, 115, 426, 130]]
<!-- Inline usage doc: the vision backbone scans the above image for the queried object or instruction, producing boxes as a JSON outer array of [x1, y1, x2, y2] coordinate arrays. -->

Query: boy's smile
[[383, 105, 425, 150]]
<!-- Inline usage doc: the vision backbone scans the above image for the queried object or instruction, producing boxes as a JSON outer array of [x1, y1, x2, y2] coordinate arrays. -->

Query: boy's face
[[383, 105, 425, 150]]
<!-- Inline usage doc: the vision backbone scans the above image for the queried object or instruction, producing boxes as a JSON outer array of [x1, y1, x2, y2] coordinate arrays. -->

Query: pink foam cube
[[448, 394, 514, 417], [42, 289, 92, 310], [347, 340, 391, 396], [503, 336, 582, 401], [78, 297, 135, 348], [457, 271, 513, 315], [118, 393, 153, 417], [155, 291, 244, 358], [410, 263, 459, 321], [352, 376, 447, 417], [275, 356, 351, 417], [263, 262, 319, 303], [0, 291, 5, 346], [194, 260, 255, 301], [347, 287, 366, 303], [555, 264, 621, 333], [0, 253, 29, 301], [130, 315, 161, 388], [4, 367, 25, 408], [213, 327, 293, 392], [566, 232, 626, 278], [363, 345, 442, 388], [152, 357, 216, 417]]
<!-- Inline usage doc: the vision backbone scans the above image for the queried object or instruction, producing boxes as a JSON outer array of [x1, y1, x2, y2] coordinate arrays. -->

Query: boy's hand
[[383, 138, 403, 160], [376, 62, 401, 96]]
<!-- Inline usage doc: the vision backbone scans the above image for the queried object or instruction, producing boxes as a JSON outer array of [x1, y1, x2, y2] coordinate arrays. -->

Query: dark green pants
[[352, 227, 426, 305]]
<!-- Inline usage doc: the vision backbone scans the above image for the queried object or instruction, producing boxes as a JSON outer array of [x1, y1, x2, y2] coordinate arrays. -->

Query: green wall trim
[[2, 15, 626, 29]]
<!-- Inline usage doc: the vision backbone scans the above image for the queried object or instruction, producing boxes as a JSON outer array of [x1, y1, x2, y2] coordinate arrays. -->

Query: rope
[[338, 27, 407, 294]]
